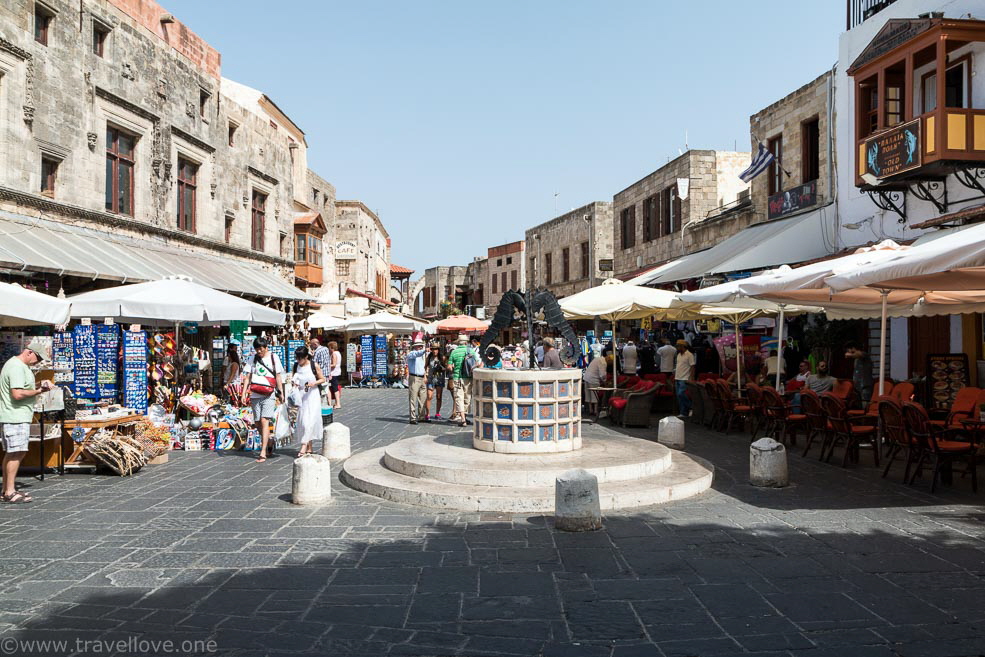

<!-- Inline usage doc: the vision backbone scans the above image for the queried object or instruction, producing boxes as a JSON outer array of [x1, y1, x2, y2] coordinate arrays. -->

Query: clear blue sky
[[164, 0, 842, 275]]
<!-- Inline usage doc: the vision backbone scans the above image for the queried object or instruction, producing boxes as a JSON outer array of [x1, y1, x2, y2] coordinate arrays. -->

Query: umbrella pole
[[878, 290, 888, 398], [735, 319, 742, 395], [613, 319, 618, 390], [775, 304, 785, 390]]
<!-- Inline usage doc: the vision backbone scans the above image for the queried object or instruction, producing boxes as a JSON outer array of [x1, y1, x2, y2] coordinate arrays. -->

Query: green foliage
[[804, 315, 862, 362], [439, 300, 463, 319]]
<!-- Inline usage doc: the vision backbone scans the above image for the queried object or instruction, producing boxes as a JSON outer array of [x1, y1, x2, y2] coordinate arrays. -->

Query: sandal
[[3, 491, 32, 503], [255, 456, 267, 463]]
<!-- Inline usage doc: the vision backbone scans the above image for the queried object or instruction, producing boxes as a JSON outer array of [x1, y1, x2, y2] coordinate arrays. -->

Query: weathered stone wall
[[612, 151, 749, 278], [485, 241, 524, 315], [749, 70, 833, 222], [333, 200, 389, 300], [524, 201, 613, 299], [421, 265, 468, 317], [305, 168, 337, 297], [0, 0, 299, 287]]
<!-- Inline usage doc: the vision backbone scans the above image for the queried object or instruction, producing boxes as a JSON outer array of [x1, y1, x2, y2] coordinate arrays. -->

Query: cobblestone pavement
[[1, 388, 984, 656]]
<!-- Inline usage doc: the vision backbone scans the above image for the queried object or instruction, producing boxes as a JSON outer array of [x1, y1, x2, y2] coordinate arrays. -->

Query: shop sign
[[598, 258, 613, 272], [768, 180, 817, 219], [229, 320, 248, 345], [182, 322, 199, 334], [335, 241, 357, 260], [863, 119, 921, 179]]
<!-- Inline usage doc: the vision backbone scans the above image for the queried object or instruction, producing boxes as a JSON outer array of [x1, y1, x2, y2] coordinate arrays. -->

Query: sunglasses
[[30, 350, 44, 362]]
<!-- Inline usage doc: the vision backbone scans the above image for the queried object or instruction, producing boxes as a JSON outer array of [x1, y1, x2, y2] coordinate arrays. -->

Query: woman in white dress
[[291, 346, 327, 457]]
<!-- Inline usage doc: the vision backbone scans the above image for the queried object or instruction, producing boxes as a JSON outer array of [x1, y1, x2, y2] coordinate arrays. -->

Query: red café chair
[[785, 379, 805, 392], [830, 379, 856, 406], [848, 381, 893, 419], [704, 380, 727, 432], [891, 381, 915, 403], [820, 393, 879, 468], [903, 401, 977, 493], [761, 386, 808, 447], [715, 380, 753, 434], [878, 397, 917, 482], [800, 390, 831, 459], [744, 383, 766, 441], [928, 386, 980, 430]]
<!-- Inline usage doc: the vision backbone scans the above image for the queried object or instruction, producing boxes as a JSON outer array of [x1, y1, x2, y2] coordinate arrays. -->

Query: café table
[[587, 387, 617, 422]]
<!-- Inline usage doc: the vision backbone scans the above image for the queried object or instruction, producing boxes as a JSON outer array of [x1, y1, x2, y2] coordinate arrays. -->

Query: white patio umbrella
[[67, 278, 285, 325], [0, 282, 71, 326], [343, 311, 426, 335], [560, 279, 693, 388], [307, 311, 346, 330]]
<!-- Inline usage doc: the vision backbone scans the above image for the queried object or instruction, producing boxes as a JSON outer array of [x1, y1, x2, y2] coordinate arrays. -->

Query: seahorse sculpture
[[479, 288, 577, 368]]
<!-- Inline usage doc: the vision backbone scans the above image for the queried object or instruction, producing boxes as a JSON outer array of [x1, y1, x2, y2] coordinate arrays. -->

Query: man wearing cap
[[406, 339, 427, 425], [1, 340, 53, 503], [674, 339, 695, 419], [447, 334, 477, 426]]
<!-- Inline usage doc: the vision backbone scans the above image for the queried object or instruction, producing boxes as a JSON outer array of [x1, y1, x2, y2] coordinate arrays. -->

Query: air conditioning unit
[[475, 307, 486, 320]]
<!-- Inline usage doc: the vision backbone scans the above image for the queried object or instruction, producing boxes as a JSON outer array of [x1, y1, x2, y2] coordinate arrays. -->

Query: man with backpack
[[447, 334, 479, 427]]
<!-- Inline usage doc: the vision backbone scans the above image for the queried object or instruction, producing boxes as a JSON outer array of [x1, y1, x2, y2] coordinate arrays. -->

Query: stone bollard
[[657, 416, 685, 449], [555, 468, 602, 532], [292, 454, 333, 505], [750, 437, 789, 488], [320, 422, 351, 460]]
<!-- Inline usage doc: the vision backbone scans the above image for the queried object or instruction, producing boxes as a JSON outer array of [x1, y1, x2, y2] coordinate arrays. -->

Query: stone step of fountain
[[340, 439, 714, 513], [383, 433, 672, 487]]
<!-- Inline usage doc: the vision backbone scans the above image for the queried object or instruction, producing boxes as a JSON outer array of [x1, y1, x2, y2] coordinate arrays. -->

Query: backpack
[[460, 347, 478, 379]]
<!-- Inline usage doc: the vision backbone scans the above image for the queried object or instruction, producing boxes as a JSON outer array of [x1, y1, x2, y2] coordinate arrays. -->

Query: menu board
[[72, 324, 97, 399], [53, 331, 73, 385], [211, 337, 226, 393], [287, 339, 305, 373], [96, 324, 120, 400], [346, 343, 357, 373], [374, 335, 388, 376], [122, 330, 148, 412], [927, 353, 969, 411], [360, 335, 373, 376]]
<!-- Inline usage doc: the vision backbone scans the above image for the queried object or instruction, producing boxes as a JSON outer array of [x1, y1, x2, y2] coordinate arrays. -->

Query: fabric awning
[[0, 210, 309, 301], [635, 207, 836, 285]]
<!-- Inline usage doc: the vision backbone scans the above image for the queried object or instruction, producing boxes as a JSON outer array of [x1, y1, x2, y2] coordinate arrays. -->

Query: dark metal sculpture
[[479, 288, 577, 369]]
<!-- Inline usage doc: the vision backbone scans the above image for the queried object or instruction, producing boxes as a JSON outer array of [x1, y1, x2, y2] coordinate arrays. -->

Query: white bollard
[[292, 454, 333, 505], [320, 422, 351, 460], [658, 416, 686, 449], [750, 437, 789, 488], [555, 468, 602, 532]]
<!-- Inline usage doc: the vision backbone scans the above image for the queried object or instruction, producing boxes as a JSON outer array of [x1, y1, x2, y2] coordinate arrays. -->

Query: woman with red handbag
[[240, 337, 285, 463]]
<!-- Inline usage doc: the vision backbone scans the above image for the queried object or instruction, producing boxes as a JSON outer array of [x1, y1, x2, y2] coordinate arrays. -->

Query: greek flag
[[739, 143, 775, 182]]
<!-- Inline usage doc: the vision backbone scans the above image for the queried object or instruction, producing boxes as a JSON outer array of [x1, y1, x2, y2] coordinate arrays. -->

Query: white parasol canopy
[[343, 311, 426, 335], [67, 278, 285, 326], [559, 278, 691, 321], [307, 311, 347, 330], [0, 282, 71, 326]]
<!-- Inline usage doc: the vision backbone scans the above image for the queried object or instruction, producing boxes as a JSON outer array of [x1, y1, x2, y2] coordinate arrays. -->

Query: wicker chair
[[609, 380, 659, 428], [903, 401, 977, 493], [684, 381, 705, 426], [820, 393, 879, 468], [761, 386, 808, 447], [715, 380, 754, 434], [800, 390, 830, 458], [745, 383, 766, 441], [878, 397, 916, 482]]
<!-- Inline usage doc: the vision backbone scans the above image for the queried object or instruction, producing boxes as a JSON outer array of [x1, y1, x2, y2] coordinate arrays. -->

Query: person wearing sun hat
[[406, 338, 428, 425], [0, 339, 53, 503]]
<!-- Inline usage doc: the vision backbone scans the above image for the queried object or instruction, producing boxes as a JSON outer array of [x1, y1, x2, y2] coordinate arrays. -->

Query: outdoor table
[[62, 413, 144, 471], [958, 418, 985, 447]]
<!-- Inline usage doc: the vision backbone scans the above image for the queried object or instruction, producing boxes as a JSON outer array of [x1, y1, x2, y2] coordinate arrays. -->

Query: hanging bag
[[249, 355, 278, 396]]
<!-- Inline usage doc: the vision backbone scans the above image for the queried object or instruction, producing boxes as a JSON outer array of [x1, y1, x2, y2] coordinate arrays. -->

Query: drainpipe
[[827, 62, 838, 250]]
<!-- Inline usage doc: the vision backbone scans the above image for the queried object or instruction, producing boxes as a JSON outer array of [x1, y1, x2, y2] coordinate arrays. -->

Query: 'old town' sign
[[863, 119, 921, 180]]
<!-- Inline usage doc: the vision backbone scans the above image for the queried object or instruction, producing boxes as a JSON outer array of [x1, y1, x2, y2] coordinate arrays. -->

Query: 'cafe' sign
[[335, 240, 357, 260]]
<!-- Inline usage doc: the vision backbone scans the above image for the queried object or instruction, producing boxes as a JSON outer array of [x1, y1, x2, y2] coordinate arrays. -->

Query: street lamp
[[583, 212, 598, 336]]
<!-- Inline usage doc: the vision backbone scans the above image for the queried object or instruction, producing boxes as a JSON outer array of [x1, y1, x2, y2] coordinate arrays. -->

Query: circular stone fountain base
[[341, 432, 714, 513]]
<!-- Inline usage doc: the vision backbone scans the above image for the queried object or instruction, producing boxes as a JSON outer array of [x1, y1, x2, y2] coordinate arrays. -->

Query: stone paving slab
[[0, 388, 983, 656]]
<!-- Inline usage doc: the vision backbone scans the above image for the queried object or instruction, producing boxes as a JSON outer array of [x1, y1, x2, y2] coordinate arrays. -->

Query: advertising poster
[[713, 334, 762, 375]]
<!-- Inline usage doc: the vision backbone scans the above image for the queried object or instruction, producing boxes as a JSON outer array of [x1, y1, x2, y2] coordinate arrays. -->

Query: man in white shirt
[[674, 340, 695, 419], [657, 338, 677, 377], [240, 337, 285, 462]]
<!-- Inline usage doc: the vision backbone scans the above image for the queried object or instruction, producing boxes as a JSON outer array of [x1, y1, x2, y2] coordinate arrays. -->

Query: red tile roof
[[390, 263, 414, 274]]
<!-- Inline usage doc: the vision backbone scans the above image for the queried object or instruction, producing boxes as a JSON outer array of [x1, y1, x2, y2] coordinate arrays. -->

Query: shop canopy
[[307, 312, 347, 330], [429, 314, 490, 334], [343, 311, 427, 335], [627, 208, 835, 286], [0, 210, 309, 301], [560, 279, 692, 322], [67, 278, 286, 326], [0, 282, 71, 326]]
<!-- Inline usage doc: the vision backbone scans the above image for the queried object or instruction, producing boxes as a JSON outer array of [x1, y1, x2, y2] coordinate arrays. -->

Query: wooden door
[[908, 315, 951, 378]]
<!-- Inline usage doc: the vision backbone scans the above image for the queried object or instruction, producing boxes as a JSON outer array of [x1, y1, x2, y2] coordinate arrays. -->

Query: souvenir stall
[[343, 312, 428, 388]]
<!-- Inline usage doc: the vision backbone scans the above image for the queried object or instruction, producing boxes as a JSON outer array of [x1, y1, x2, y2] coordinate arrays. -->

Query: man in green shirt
[[446, 335, 479, 427], [1, 339, 52, 503]]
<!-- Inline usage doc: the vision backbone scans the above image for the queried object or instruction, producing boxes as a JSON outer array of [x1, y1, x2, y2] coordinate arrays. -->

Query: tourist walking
[[406, 339, 427, 425], [1, 339, 52, 503], [674, 339, 695, 419], [240, 337, 285, 463], [424, 342, 446, 420], [291, 346, 326, 457], [447, 334, 478, 426], [542, 337, 563, 368], [328, 341, 343, 409], [309, 338, 332, 407]]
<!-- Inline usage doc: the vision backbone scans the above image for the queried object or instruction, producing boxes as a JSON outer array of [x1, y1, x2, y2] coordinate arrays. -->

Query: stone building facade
[[525, 201, 613, 298], [0, 0, 310, 299], [331, 200, 390, 307], [419, 265, 468, 318], [463, 256, 489, 317], [749, 70, 834, 225], [612, 150, 750, 279], [484, 241, 524, 315]]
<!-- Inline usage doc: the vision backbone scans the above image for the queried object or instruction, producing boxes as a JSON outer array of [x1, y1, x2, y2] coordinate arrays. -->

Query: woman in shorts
[[423, 343, 446, 421], [327, 341, 342, 409]]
